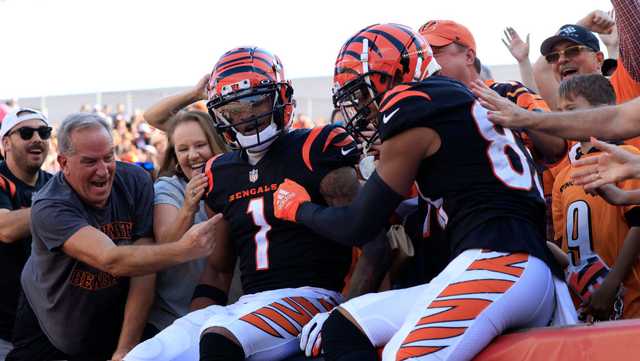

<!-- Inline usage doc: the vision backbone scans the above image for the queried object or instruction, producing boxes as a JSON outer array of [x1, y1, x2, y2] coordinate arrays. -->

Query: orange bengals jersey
[[612, 59, 640, 149], [552, 143, 640, 318]]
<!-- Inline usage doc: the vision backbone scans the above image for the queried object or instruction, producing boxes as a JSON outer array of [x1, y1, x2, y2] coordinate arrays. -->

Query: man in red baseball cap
[[419, 20, 477, 85]]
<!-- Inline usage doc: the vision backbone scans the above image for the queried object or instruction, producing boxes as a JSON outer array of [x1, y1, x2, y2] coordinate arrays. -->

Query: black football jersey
[[205, 125, 358, 294], [378, 75, 550, 265]]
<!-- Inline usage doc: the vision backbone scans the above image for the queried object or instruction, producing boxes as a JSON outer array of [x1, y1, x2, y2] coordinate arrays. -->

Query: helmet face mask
[[206, 47, 294, 151], [333, 72, 387, 146], [209, 88, 281, 150]]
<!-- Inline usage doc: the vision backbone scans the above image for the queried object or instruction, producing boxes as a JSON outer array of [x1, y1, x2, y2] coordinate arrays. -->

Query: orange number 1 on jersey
[[247, 197, 271, 270]]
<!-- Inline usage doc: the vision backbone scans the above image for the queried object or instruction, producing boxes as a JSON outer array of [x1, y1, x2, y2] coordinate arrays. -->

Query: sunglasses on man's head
[[10, 126, 53, 140], [545, 45, 594, 64]]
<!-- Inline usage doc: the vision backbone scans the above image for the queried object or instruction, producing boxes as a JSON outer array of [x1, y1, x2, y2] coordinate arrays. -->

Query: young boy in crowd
[[553, 74, 640, 321]]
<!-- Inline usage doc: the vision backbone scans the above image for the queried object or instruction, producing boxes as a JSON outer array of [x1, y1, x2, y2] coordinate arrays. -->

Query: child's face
[[558, 94, 592, 112]]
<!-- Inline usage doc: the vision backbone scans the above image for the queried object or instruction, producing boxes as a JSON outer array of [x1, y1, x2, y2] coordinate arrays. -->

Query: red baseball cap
[[419, 20, 476, 52]]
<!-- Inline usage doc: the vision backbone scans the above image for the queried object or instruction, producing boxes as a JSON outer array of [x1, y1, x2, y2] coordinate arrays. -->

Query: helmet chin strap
[[236, 122, 280, 165]]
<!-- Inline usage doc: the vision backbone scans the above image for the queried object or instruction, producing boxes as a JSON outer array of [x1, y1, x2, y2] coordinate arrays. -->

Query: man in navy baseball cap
[[540, 24, 604, 81]]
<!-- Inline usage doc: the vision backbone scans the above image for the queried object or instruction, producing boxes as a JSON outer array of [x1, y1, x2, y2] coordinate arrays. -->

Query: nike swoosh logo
[[341, 146, 356, 156], [382, 107, 400, 124]]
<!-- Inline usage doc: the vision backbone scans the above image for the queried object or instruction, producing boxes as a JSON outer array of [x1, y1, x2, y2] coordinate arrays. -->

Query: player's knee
[[322, 311, 377, 361], [199, 332, 245, 361]]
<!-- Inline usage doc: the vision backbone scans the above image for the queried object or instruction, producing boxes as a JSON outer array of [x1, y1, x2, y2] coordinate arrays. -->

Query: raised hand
[[184, 173, 208, 214], [193, 73, 211, 101], [578, 9, 615, 34], [598, 10, 619, 57], [470, 79, 535, 129], [502, 27, 530, 63], [273, 178, 311, 222]]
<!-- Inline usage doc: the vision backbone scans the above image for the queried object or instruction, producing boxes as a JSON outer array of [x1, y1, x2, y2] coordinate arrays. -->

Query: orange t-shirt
[[552, 144, 640, 318], [612, 59, 640, 149]]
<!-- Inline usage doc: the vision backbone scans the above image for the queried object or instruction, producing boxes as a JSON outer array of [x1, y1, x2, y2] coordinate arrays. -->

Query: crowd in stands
[[1, 1, 640, 361], [0, 100, 328, 178]]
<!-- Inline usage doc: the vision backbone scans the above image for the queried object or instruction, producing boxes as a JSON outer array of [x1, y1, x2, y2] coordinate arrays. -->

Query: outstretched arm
[[275, 127, 439, 245], [471, 79, 640, 141], [143, 74, 209, 131], [571, 138, 640, 189], [111, 238, 156, 361], [584, 227, 640, 320], [502, 27, 538, 92]]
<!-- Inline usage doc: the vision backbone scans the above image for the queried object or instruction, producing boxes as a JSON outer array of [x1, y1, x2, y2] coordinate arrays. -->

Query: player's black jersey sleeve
[[378, 76, 475, 142], [297, 171, 404, 246], [301, 124, 359, 173]]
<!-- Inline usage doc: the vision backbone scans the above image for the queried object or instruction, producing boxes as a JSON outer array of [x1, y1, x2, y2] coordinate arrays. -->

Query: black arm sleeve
[[296, 171, 404, 246]]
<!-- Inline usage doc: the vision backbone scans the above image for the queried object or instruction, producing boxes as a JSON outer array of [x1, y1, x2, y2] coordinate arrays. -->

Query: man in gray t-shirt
[[6, 113, 222, 361]]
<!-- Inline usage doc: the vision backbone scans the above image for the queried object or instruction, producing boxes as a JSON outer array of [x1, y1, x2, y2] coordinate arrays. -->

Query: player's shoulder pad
[[0, 173, 16, 199], [204, 153, 227, 195], [300, 124, 358, 172], [488, 80, 548, 111], [378, 76, 473, 141]]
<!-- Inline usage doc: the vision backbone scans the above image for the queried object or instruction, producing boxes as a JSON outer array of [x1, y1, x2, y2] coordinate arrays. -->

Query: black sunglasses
[[10, 126, 53, 140]]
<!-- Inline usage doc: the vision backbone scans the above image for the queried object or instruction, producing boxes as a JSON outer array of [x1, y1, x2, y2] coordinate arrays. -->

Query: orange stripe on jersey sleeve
[[302, 126, 325, 171], [0, 176, 7, 193], [8, 180, 16, 199], [380, 91, 432, 113], [204, 154, 223, 194], [380, 85, 412, 107], [323, 127, 347, 152]]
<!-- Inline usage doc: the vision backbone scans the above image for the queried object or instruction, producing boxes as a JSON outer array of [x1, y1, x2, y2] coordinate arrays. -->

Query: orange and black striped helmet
[[333, 23, 440, 145], [206, 46, 294, 150]]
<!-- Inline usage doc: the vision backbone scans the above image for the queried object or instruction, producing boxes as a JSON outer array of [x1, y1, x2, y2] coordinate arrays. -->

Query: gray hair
[[58, 112, 113, 155]]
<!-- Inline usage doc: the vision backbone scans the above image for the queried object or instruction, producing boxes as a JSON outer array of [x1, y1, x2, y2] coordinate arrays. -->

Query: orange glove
[[273, 178, 311, 222]]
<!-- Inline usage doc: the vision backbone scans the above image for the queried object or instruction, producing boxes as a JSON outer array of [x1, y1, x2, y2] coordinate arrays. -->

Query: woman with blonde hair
[[145, 105, 227, 335]]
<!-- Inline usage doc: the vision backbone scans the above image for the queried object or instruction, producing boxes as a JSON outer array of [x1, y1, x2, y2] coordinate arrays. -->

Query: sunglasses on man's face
[[10, 126, 53, 140], [545, 45, 594, 64]]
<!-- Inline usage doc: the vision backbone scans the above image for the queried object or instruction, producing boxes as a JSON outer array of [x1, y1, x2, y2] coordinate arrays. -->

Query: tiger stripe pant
[[339, 249, 556, 361]]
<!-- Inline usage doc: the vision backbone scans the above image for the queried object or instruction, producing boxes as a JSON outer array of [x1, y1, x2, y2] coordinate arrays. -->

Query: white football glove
[[300, 311, 331, 357]]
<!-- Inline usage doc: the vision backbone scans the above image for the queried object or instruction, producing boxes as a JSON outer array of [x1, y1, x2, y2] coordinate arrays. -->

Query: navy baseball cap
[[540, 24, 600, 55]]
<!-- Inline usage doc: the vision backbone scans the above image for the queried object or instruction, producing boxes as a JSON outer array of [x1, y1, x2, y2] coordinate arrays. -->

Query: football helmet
[[333, 23, 440, 145], [206, 46, 294, 151]]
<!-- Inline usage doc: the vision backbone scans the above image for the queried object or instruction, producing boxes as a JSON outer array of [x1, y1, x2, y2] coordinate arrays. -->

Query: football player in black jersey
[[273, 24, 571, 361], [125, 47, 389, 361]]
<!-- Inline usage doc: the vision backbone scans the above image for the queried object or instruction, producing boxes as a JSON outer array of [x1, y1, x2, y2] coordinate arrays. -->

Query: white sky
[[0, 0, 613, 98]]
